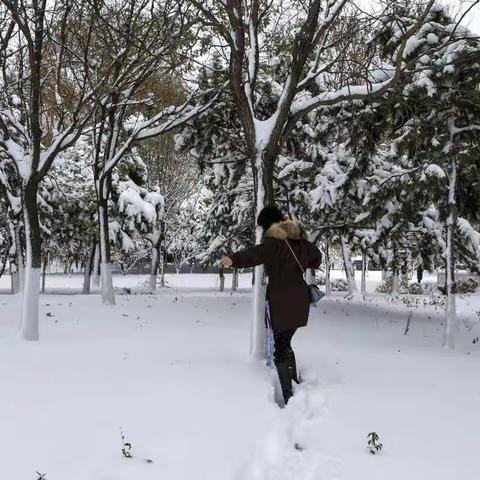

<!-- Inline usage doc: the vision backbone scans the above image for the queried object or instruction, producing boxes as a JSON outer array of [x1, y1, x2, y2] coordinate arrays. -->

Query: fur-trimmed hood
[[265, 220, 307, 241]]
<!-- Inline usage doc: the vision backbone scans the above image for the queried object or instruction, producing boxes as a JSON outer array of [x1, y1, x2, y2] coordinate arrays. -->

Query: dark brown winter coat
[[230, 220, 322, 332]]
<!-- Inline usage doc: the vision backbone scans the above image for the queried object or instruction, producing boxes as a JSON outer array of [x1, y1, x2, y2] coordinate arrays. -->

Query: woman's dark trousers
[[273, 329, 299, 405]]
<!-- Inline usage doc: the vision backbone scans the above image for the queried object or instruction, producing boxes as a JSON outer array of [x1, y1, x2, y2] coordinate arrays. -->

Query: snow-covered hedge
[[331, 279, 348, 292], [457, 278, 479, 294], [377, 278, 478, 296], [314, 272, 326, 286], [375, 278, 408, 294], [408, 282, 423, 295], [437, 278, 479, 295]]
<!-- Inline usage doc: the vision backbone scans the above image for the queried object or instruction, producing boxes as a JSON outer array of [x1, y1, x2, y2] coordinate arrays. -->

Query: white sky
[[443, 0, 480, 33]]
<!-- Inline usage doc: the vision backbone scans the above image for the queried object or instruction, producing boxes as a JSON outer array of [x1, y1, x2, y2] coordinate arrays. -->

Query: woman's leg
[[273, 329, 296, 363], [273, 329, 297, 405]]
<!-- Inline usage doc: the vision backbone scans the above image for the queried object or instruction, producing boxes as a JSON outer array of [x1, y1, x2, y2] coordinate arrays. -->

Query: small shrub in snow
[[384, 294, 446, 311], [314, 272, 326, 286], [120, 428, 153, 464], [120, 429, 133, 458], [331, 279, 348, 291], [375, 279, 391, 294], [399, 295, 421, 308], [115, 279, 165, 296], [115, 287, 132, 296], [367, 432, 383, 455], [438, 278, 479, 295], [424, 295, 446, 310], [456, 278, 479, 294], [376, 278, 408, 294], [421, 281, 439, 295], [36, 473, 47, 480], [408, 282, 423, 295]]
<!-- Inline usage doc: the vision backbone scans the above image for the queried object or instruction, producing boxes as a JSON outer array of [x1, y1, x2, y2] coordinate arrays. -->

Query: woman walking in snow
[[221, 206, 322, 405]]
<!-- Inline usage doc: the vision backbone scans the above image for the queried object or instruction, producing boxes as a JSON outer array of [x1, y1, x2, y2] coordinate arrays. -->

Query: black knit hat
[[257, 205, 285, 231]]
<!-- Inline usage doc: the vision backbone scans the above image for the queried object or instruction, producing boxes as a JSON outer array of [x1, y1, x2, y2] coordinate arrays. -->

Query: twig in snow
[[404, 312, 413, 336]]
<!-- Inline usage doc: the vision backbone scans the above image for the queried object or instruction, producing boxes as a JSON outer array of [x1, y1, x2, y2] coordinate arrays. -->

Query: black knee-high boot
[[274, 359, 293, 405], [286, 349, 300, 384]]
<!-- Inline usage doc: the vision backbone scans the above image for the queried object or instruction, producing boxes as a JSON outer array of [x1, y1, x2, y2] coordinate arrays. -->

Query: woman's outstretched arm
[[222, 242, 269, 269]]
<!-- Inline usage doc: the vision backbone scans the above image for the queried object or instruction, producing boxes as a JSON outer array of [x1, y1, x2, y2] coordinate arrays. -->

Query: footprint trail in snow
[[241, 370, 341, 480]]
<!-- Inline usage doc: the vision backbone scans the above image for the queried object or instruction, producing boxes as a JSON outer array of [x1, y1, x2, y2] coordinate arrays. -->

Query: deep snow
[[0, 273, 479, 480]]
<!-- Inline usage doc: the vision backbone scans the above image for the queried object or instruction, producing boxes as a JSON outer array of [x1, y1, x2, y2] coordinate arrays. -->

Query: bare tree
[[140, 130, 200, 290], [86, 1, 218, 304], [0, 0, 190, 336], [0, 0, 118, 339]]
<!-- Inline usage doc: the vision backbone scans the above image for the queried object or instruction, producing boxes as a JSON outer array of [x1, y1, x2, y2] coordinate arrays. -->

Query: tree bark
[[92, 242, 100, 287], [340, 235, 356, 295], [250, 164, 267, 359], [159, 247, 166, 287], [391, 245, 400, 297], [219, 266, 225, 292], [20, 179, 42, 341], [391, 267, 400, 296], [361, 251, 367, 297], [13, 221, 25, 292], [325, 239, 331, 296], [149, 242, 160, 291], [8, 222, 21, 293], [444, 157, 458, 349], [98, 195, 115, 305], [231, 268, 238, 292], [41, 252, 47, 293], [83, 239, 96, 294]]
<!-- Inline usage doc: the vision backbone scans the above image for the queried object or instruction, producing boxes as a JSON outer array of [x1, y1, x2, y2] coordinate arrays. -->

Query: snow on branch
[[290, 0, 436, 116], [101, 87, 224, 178], [457, 217, 480, 256]]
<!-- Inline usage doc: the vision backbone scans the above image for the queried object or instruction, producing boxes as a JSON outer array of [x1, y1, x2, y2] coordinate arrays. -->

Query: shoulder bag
[[285, 240, 325, 304]]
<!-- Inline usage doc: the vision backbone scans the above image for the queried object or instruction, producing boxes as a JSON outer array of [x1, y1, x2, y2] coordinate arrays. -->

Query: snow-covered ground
[[1, 274, 479, 480]]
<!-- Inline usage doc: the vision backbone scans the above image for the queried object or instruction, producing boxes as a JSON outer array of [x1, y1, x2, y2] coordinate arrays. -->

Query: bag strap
[[285, 239, 305, 275]]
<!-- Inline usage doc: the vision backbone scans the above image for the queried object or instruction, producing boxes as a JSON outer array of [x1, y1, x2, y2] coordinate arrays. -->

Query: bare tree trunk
[[0, 238, 9, 279], [9, 222, 21, 294], [325, 239, 331, 296], [41, 252, 47, 293], [444, 157, 458, 349], [251, 164, 267, 359], [391, 267, 400, 296], [98, 196, 115, 305], [361, 251, 367, 297], [13, 222, 25, 292], [340, 235, 356, 296], [149, 241, 160, 291], [20, 180, 42, 341], [10, 264, 20, 294], [219, 266, 225, 292], [92, 242, 100, 287], [391, 246, 400, 297], [83, 239, 96, 294], [159, 247, 166, 287], [444, 229, 457, 349], [231, 268, 238, 292]]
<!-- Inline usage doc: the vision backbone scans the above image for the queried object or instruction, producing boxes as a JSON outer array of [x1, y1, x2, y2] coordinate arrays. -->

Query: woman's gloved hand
[[220, 256, 233, 268]]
